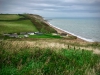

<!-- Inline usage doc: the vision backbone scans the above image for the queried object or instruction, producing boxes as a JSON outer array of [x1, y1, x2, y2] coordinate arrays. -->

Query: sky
[[0, 0, 100, 17]]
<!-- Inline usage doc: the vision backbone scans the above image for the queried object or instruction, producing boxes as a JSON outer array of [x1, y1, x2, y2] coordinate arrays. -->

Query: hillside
[[0, 14, 38, 34], [21, 14, 57, 33], [0, 39, 100, 75], [0, 14, 56, 34]]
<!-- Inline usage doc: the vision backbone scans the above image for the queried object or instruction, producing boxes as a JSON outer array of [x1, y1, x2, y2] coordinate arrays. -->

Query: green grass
[[0, 14, 38, 34], [23, 14, 57, 33], [0, 42, 100, 75], [2, 34, 62, 40], [0, 20, 38, 34], [0, 14, 56, 35], [0, 14, 23, 20], [29, 34, 62, 39]]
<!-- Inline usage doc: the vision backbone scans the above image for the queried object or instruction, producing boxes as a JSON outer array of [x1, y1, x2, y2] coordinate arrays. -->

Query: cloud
[[0, 0, 100, 17]]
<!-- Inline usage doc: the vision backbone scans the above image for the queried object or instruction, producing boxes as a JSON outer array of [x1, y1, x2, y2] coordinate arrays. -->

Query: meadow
[[0, 14, 56, 35], [23, 14, 57, 33], [0, 20, 38, 34], [0, 14, 38, 34], [0, 14, 23, 20], [0, 40, 100, 75]]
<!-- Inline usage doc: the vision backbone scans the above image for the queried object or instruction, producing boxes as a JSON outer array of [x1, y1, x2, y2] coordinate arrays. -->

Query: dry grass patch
[[0, 39, 100, 54]]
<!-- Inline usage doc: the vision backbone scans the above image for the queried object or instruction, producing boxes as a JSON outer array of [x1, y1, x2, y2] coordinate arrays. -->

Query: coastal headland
[[0, 14, 100, 75], [0, 14, 85, 42]]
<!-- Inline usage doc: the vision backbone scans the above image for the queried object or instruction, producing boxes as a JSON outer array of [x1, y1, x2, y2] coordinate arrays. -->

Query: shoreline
[[44, 21, 94, 42]]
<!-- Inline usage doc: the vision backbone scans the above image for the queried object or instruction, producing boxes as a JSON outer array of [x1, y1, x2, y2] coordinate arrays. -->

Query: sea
[[47, 17, 100, 42]]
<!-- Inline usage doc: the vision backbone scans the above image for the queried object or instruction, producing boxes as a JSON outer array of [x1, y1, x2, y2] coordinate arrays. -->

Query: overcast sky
[[0, 0, 100, 17]]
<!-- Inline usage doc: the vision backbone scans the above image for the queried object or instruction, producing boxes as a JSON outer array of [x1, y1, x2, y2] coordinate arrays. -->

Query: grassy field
[[0, 20, 38, 34], [0, 14, 56, 34], [0, 14, 23, 20], [29, 34, 62, 39], [0, 40, 100, 75], [0, 14, 38, 34], [23, 14, 57, 33]]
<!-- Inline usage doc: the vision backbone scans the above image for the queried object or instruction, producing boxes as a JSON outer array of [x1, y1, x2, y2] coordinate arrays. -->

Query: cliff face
[[22, 14, 57, 33]]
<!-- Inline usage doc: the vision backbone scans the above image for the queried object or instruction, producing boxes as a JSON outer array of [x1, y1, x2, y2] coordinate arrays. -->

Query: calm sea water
[[49, 18, 100, 42]]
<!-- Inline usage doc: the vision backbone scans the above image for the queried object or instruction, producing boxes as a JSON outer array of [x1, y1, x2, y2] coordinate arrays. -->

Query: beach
[[48, 18, 100, 42], [44, 21, 87, 42]]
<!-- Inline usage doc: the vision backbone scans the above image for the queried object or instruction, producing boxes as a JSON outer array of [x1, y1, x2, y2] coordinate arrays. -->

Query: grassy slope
[[0, 14, 61, 39], [0, 14, 23, 20], [0, 14, 38, 34], [0, 20, 38, 34], [0, 14, 56, 34], [23, 14, 57, 33], [0, 41, 100, 75]]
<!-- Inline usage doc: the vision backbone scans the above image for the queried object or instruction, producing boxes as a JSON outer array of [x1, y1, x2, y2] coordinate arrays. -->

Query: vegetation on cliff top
[[21, 14, 57, 33], [0, 14, 56, 34]]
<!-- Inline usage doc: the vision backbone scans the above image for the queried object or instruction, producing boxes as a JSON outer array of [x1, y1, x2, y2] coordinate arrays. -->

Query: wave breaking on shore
[[48, 23, 94, 42]]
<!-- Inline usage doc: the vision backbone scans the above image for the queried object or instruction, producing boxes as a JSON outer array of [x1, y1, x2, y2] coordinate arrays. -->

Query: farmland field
[[0, 14, 23, 20], [0, 20, 38, 34], [0, 14, 38, 34]]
